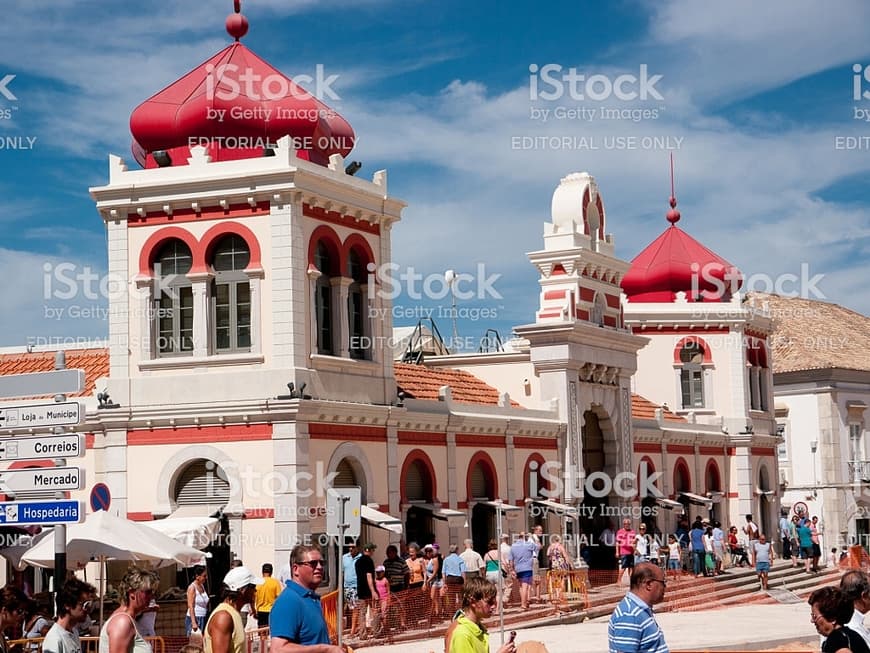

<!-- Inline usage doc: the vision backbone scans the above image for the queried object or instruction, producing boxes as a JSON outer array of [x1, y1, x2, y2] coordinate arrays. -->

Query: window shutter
[[470, 464, 487, 499], [175, 459, 229, 506], [406, 461, 425, 501]]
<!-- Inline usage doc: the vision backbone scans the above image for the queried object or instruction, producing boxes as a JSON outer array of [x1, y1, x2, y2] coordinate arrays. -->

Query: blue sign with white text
[[0, 500, 83, 526]]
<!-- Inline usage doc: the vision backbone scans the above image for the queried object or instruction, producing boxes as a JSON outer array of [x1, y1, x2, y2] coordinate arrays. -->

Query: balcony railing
[[847, 461, 870, 482]]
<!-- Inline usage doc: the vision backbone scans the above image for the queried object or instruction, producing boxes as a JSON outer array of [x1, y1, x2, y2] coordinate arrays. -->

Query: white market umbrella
[[19, 511, 209, 624], [140, 517, 220, 549]]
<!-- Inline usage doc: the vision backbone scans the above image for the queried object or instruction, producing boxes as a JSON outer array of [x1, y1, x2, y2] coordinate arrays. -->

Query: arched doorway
[[173, 458, 231, 597], [581, 409, 607, 568], [705, 460, 722, 524], [638, 458, 659, 534], [758, 466, 772, 539], [469, 455, 498, 554], [403, 455, 436, 547], [674, 459, 692, 516]]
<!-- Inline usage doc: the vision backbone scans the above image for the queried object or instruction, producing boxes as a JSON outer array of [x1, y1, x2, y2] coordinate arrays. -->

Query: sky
[[0, 0, 869, 351]]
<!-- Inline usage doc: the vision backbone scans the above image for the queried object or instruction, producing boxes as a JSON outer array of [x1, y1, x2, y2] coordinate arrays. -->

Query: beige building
[[761, 292, 870, 553]]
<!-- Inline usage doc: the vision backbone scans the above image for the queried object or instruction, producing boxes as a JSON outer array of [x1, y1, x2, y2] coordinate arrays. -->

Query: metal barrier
[[547, 569, 589, 611], [8, 637, 165, 653], [245, 627, 270, 653], [320, 589, 339, 644]]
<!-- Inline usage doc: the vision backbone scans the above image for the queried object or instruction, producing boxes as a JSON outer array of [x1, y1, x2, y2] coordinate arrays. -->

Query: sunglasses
[[296, 559, 325, 569]]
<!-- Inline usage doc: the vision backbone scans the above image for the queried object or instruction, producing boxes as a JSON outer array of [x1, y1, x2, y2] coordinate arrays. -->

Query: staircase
[[350, 562, 842, 648], [512, 560, 842, 628]]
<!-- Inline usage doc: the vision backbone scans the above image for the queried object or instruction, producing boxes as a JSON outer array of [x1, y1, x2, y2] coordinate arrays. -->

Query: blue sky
[[0, 0, 869, 350]]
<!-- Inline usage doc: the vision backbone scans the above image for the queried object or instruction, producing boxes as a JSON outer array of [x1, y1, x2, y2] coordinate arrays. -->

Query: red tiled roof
[[0, 348, 109, 398], [394, 362, 514, 406], [748, 292, 870, 374], [631, 394, 686, 422]]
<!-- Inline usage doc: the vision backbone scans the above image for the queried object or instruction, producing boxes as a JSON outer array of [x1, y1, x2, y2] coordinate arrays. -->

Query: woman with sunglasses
[[809, 586, 870, 653], [43, 578, 97, 653], [0, 585, 28, 653], [99, 567, 160, 653]]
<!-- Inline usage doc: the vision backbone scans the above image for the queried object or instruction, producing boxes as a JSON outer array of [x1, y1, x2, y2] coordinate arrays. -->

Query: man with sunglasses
[[608, 562, 670, 653], [43, 578, 97, 653], [270, 544, 344, 653]]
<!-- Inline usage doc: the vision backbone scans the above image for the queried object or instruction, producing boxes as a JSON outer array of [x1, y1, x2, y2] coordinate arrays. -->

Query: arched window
[[679, 341, 705, 408], [210, 234, 251, 353], [590, 292, 606, 326], [154, 239, 193, 356], [314, 241, 334, 355], [747, 340, 769, 411], [174, 458, 229, 509], [347, 249, 368, 360], [404, 460, 432, 502]]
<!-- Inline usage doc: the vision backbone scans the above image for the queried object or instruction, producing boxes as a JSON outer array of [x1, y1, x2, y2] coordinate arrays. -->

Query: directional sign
[[0, 500, 84, 526], [0, 467, 84, 494], [326, 486, 361, 538], [0, 434, 84, 461], [0, 401, 81, 429], [0, 369, 85, 399]]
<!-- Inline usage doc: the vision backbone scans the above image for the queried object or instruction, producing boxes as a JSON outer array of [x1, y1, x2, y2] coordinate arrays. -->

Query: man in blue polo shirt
[[270, 544, 344, 653], [608, 562, 669, 653]]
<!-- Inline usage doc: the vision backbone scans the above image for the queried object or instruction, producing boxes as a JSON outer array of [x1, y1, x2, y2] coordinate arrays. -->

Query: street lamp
[[810, 440, 818, 497], [444, 269, 459, 350]]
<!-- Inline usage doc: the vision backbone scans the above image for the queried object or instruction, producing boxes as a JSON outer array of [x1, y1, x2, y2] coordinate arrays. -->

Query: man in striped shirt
[[607, 562, 670, 653]]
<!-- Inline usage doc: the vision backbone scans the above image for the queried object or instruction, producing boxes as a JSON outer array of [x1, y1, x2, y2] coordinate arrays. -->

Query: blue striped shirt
[[608, 592, 669, 653]]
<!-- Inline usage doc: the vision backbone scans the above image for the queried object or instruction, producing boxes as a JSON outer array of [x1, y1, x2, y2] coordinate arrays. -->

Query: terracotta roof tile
[[631, 394, 685, 422], [748, 292, 870, 374], [394, 362, 517, 406], [0, 348, 109, 398]]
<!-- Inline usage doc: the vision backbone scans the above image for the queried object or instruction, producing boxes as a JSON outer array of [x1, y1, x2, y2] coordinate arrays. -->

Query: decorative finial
[[666, 152, 681, 225], [226, 0, 249, 41]]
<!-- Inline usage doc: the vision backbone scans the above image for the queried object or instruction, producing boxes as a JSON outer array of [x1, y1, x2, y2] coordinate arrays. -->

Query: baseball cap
[[375, 565, 386, 572], [223, 566, 265, 591]]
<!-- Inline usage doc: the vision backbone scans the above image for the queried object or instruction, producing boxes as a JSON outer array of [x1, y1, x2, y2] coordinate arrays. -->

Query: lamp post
[[444, 269, 459, 351], [810, 440, 818, 497]]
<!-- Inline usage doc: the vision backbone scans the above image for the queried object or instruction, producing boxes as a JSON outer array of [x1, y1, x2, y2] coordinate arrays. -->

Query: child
[[375, 565, 390, 634], [667, 534, 681, 580], [649, 536, 661, 569]]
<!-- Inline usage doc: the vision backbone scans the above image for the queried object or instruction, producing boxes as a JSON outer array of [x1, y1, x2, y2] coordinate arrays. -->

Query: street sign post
[[0, 401, 82, 429], [0, 500, 84, 526], [0, 467, 84, 494], [0, 370, 85, 398], [326, 487, 361, 538], [326, 486, 360, 650], [0, 434, 84, 461]]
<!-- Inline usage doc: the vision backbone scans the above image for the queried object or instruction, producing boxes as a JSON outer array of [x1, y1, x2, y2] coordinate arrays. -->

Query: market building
[[0, 3, 806, 591]]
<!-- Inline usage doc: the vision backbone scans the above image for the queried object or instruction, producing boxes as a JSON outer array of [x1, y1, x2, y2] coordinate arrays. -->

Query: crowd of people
[[339, 531, 559, 641], [612, 511, 828, 592]]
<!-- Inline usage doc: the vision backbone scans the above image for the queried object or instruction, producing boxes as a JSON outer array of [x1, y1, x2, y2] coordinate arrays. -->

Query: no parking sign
[[90, 483, 111, 512]]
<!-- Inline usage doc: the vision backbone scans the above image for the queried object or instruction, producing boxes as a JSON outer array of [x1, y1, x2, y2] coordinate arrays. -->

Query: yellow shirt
[[448, 615, 489, 653], [254, 576, 282, 614]]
